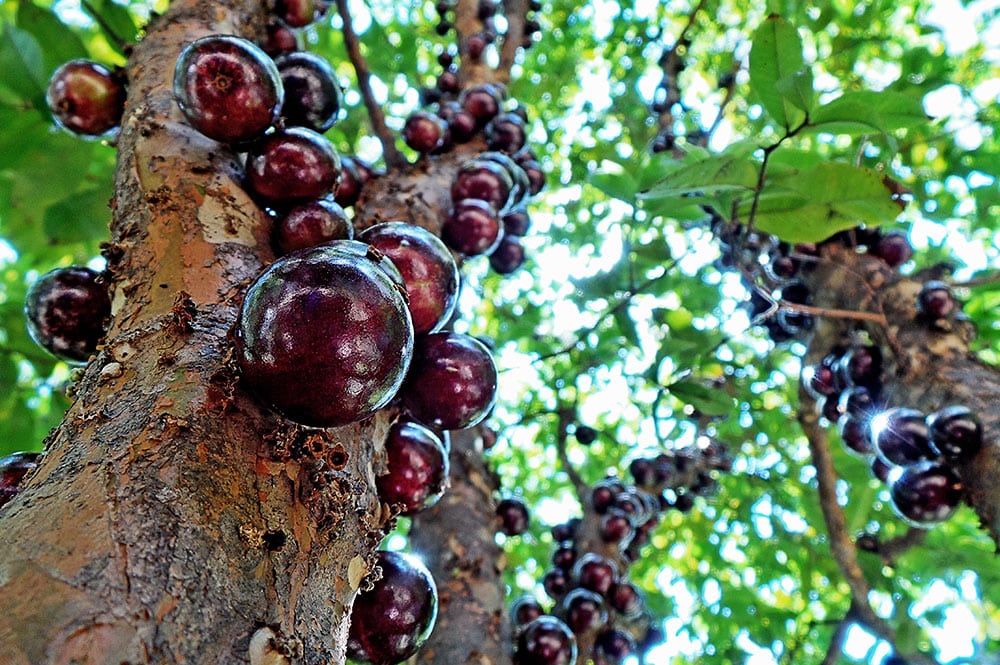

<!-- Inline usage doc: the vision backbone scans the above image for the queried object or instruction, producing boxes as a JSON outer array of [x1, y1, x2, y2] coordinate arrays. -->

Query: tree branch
[[498, 0, 529, 83], [335, 0, 406, 169]]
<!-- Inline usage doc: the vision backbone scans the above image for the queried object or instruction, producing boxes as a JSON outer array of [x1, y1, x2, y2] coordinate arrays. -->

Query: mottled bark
[[408, 428, 511, 665], [801, 242, 1000, 547], [0, 2, 393, 663]]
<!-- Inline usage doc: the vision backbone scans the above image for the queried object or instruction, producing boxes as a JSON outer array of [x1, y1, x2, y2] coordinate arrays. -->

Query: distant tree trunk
[[0, 2, 393, 663]]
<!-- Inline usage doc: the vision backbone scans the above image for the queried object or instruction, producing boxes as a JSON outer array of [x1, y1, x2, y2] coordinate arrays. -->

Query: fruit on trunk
[[593, 628, 636, 664], [245, 126, 340, 203], [46, 60, 126, 137], [511, 595, 546, 632], [514, 616, 577, 665], [459, 83, 503, 126], [274, 0, 317, 27], [400, 331, 498, 430], [873, 231, 913, 267], [451, 159, 513, 212], [173, 35, 283, 144], [273, 196, 352, 253], [377, 420, 449, 515], [489, 235, 526, 274], [234, 240, 413, 427], [889, 461, 963, 525], [543, 568, 570, 600], [403, 111, 448, 154], [442, 198, 502, 256], [607, 581, 644, 618], [347, 550, 438, 665], [260, 21, 302, 57], [870, 407, 935, 467], [927, 405, 983, 463], [25, 266, 111, 364], [917, 280, 957, 320], [573, 553, 617, 596], [486, 112, 527, 154], [496, 497, 530, 536], [357, 222, 460, 335], [561, 588, 607, 635], [275, 51, 341, 132], [0, 452, 43, 509]]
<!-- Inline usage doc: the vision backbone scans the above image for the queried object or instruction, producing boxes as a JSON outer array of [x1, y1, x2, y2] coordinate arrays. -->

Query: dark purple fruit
[[442, 198, 503, 256], [275, 51, 341, 132], [437, 101, 478, 144], [260, 21, 302, 57], [573, 553, 618, 596], [357, 222, 460, 335], [335, 155, 364, 207], [25, 266, 111, 364], [838, 415, 874, 457], [575, 425, 597, 446], [46, 60, 125, 137], [918, 280, 957, 320], [873, 231, 913, 268], [837, 344, 882, 388], [514, 616, 577, 665], [464, 32, 488, 60], [551, 519, 579, 543], [489, 235, 526, 274], [234, 240, 413, 427], [838, 386, 880, 419], [496, 497, 530, 536], [403, 111, 448, 154], [927, 405, 982, 463], [561, 588, 607, 635], [0, 452, 43, 509], [543, 568, 570, 600], [520, 159, 545, 196], [451, 160, 513, 212], [377, 420, 449, 516], [871, 407, 935, 467], [246, 127, 340, 203], [889, 461, 963, 525], [502, 207, 531, 237], [593, 628, 636, 664], [459, 83, 503, 125], [551, 543, 576, 571], [173, 35, 283, 144], [274, 0, 317, 27], [871, 456, 892, 483], [801, 362, 838, 399], [590, 478, 624, 514], [400, 331, 498, 430], [608, 581, 643, 618], [273, 197, 352, 253], [436, 69, 460, 94], [486, 112, 527, 154], [347, 550, 438, 665], [599, 510, 633, 544], [511, 595, 545, 631]]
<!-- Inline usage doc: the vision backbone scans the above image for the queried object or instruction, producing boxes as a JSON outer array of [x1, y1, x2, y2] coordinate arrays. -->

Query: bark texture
[[0, 2, 394, 663]]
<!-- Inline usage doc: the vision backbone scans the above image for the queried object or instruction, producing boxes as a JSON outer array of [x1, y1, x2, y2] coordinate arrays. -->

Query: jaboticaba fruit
[[275, 51, 342, 132], [173, 35, 283, 145], [245, 126, 341, 203], [888, 461, 963, 526], [25, 266, 111, 364], [399, 331, 498, 430], [347, 550, 438, 665], [234, 241, 413, 428], [376, 420, 449, 516], [0, 452, 43, 509], [46, 60, 126, 137], [357, 222, 460, 335]]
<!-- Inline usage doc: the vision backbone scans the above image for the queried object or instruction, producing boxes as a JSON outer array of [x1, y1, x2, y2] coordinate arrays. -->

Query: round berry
[[594, 628, 636, 664], [25, 266, 111, 364], [561, 588, 607, 635], [889, 461, 963, 526], [357, 222, 460, 335], [377, 420, 449, 515], [400, 332, 498, 430], [347, 551, 438, 665], [871, 407, 936, 467], [496, 497, 530, 536], [873, 231, 913, 268], [918, 280, 957, 320], [489, 235, 526, 274], [510, 595, 545, 632], [234, 241, 413, 428], [173, 35, 283, 144], [245, 127, 340, 203], [46, 60, 125, 137], [273, 197, 352, 254], [275, 51, 341, 132], [403, 111, 448, 154], [573, 553, 618, 596], [927, 405, 982, 463], [514, 616, 577, 665], [451, 160, 513, 213]]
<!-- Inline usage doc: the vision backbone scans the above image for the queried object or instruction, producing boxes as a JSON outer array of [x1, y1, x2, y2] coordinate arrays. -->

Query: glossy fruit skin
[[246, 127, 340, 203], [608, 581, 643, 618], [511, 595, 545, 631], [347, 550, 438, 665], [0, 452, 43, 509], [46, 60, 125, 137], [403, 111, 448, 154], [25, 266, 111, 364], [889, 461, 963, 525], [451, 160, 513, 212], [273, 197, 352, 254], [459, 83, 503, 125], [260, 21, 302, 57], [917, 280, 957, 319], [275, 51, 341, 132], [489, 235, 526, 274], [514, 616, 577, 665], [561, 588, 607, 635], [927, 405, 983, 463], [573, 553, 617, 596], [486, 113, 527, 154], [442, 199, 503, 256], [357, 222, 460, 335], [335, 155, 364, 207], [234, 241, 413, 427], [502, 207, 531, 237], [838, 415, 874, 457], [593, 628, 636, 664], [874, 231, 913, 268], [274, 0, 317, 27], [400, 332, 498, 430], [496, 497, 530, 536], [871, 407, 935, 467], [173, 35, 283, 144], [543, 568, 570, 600], [377, 420, 449, 515], [575, 425, 597, 446]]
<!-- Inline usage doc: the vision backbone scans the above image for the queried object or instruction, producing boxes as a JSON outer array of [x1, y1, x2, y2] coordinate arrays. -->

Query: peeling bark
[[0, 2, 392, 663]]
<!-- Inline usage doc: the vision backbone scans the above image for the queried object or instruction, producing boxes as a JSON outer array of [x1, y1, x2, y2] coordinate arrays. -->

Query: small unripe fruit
[[25, 266, 111, 364], [174, 35, 283, 144], [46, 60, 126, 137]]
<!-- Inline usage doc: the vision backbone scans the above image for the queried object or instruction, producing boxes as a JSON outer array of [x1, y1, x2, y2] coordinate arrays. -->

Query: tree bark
[[0, 2, 393, 663]]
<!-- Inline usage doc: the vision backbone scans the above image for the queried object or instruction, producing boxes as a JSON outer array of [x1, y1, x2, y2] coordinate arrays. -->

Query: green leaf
[[666, 380, 736, 417], [748, 14, 812, 129], [0, 25, 48, 110], [16, 3, 89, 76], [639, 152, 760, 200], [81, 0, 139, 55], [742, 162, 901, 242], [590, 162, 637, 201], [42, 187, 113, 244], [808, 90, 929, 136]]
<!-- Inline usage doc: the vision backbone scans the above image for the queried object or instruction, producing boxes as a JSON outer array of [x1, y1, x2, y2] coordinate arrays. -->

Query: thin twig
[[820, 616, 852, 665], [335, 0, 406, 169], [554, 405, 588, 500]]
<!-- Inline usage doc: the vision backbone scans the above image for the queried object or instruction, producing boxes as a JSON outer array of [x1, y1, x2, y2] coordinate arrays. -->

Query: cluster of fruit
[[503, 441, 729, 664], [428, 0, 542, 79], [802, 341, 980, 527]]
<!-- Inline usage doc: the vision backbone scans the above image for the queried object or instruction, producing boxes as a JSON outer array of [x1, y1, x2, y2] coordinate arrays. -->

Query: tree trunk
[[0, 2, 394, 663]]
